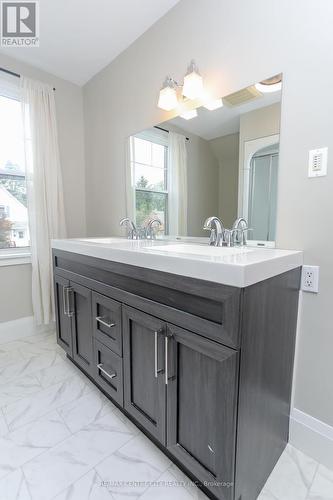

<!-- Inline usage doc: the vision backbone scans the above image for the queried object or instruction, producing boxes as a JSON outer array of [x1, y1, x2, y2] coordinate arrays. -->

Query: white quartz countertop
[[51, 237, 303, 288]]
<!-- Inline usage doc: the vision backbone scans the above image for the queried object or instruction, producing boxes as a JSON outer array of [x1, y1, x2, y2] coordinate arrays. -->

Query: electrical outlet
[[301, 265, 319, 293]]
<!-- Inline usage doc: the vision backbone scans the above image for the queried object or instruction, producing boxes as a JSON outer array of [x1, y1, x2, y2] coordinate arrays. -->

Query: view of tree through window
[[131, 135, 168, 235], [0, 94, 29, 249]]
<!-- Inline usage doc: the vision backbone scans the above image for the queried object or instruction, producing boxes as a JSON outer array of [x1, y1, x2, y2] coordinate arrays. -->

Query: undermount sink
[[145, 243, 253, 257], [78, 237, 127, 244]]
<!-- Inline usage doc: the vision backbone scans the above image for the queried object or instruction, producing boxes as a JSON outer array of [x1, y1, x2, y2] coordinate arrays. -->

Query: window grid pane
[[0, 93, 29, 249], [132, 134, 169, 235]]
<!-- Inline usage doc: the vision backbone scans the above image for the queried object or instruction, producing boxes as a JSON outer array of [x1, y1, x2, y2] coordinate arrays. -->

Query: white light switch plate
[[301, 265, 319, 293], [308, 147, 328, 177]]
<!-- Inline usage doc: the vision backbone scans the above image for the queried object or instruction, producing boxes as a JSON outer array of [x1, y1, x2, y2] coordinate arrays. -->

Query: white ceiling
[[168, 90, 282, 140], [0, 0, 180, 85]]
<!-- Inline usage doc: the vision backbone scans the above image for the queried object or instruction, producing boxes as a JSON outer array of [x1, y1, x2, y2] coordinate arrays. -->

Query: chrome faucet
[[232, 218, 249, 246], [146, 218, 162, 239], [203, 216, 249, 247], [203, 217, 225, 246], [119, 217, 137, 239]]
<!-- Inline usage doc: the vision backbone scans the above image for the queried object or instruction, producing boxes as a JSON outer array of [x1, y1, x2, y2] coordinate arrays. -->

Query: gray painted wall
[[186, 133, 218, 236], [0, 264, 32, 322], [83, 0, 333, 427], [0, 53, 86, 322], [209, 133, 239, 227]]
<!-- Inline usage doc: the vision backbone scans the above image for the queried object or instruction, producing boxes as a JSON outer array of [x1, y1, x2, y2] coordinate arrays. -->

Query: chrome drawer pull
[[96, 316, 116, 328], [97, 363, 117, 380]]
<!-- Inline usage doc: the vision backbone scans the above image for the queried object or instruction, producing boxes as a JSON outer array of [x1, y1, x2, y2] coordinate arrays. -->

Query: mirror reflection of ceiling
[[168, 88, 282, 140]]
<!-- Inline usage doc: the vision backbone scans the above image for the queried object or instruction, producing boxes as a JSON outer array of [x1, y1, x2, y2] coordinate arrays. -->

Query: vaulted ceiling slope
[[0, 0, 180, 85]]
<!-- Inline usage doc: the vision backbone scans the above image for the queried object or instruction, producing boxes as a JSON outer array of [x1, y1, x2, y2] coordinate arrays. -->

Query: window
[[130, 129, 169, 235], [0, 88, 29, 250]]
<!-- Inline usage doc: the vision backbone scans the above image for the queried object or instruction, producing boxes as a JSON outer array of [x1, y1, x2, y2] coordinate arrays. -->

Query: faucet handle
[[146, 218, 162, 239], [233, 226, 252, 246], [208, 228, 217, 246], [203, 224, 217, 246], [119, 217, 137, 239]]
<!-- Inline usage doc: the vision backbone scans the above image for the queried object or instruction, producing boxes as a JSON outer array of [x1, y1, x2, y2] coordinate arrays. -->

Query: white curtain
[[125, 136, 135, 220], [21, 77, 67, 325], [168, 131, 187, 235]]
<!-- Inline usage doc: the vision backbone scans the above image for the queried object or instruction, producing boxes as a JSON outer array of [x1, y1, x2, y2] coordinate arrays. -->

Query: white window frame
[[132, 128, 169, 234], [0, 71, 31, 265]]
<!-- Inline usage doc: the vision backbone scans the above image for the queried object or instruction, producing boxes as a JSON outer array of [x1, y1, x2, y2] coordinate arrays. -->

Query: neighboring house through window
[[0, 78, 29, 250], [130, 128, 168, 235]]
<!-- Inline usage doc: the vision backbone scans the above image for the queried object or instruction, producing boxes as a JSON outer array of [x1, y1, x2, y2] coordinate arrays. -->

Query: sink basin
[[146, 243, 253, 257], [78, 237, 127, 244]]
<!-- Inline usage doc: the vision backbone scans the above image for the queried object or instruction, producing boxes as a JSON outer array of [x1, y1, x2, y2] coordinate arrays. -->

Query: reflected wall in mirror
[[126, 75, 282, 244]]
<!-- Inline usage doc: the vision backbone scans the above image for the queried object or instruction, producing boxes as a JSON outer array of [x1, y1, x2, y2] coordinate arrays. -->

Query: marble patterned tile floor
[[0, 330, 332, 500]]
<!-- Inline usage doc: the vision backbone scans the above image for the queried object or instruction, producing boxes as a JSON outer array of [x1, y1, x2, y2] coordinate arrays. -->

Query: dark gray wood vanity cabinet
[[53, 249, 301, 500]]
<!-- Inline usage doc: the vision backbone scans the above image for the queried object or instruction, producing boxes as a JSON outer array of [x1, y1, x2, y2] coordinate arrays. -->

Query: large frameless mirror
[[126, 74, 282, 246]]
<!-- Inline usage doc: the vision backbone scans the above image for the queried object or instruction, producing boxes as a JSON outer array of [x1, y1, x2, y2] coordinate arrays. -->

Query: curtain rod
[[0, 66, 56, 91], [154, 125, 189, 141]]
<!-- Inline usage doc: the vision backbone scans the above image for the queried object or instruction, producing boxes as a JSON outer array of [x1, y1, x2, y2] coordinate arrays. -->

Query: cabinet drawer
[[92, 292, 122, 355], [93, 339, 123, 406]]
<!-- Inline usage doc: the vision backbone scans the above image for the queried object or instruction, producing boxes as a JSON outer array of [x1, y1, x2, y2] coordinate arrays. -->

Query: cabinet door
[[70, 282, 93, 375], [123, 306, 166, 443], [54, 275, 72, 356], [166, 324, 239, 500]]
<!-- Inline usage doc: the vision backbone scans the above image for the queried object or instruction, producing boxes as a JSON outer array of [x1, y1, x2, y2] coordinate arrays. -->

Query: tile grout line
[[47, 433, 138, 500], [2, 374, 95, 433], [305, 462, 320, 499], [94, 468, 116, 499], [55, 407, 74, 435], [20, 465, 33, 500], [0, 350, 64, 388], [0, 411, 78, 484], [0, 406, 9, 436]]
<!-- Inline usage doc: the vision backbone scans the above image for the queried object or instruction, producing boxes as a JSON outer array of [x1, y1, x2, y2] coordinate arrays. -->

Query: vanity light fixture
[[255, 74, 282, 93], [157, 60, 204, 111], [157, 77, 179, 111], [182, 60, 204, 100], [180, 109, 198, 120], [203, 98, 223, 111]]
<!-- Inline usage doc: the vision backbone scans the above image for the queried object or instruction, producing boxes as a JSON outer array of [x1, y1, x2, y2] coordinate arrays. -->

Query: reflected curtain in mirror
[[168, 131, 187, 235]]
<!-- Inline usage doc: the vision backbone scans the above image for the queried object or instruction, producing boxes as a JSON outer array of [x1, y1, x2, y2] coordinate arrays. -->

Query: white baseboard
[[290, 408, 333, 470], [0, 316, 55, 344]]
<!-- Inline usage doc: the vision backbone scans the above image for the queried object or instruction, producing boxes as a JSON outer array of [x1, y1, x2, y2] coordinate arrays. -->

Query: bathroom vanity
[[52, 238, 302, 500]]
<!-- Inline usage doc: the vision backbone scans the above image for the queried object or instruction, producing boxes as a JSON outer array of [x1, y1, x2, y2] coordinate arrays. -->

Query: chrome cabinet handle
[[97, 363, 117, 380], [62, 286, 73, 317], [66, 287, 74, 317], [96, 316, 116, 328], [154, 330, 163, 378], [62, 286, 68, 316], [165, 335, 169, 385]]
